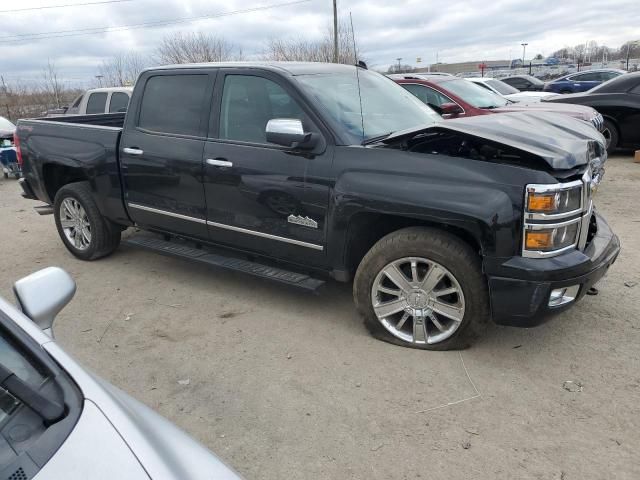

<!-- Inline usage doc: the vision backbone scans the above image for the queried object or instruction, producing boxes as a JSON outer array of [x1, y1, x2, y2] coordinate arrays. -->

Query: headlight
[[523, 180, 584, 258], [524, 221, 580, 252], [526, 188, 581, 214]]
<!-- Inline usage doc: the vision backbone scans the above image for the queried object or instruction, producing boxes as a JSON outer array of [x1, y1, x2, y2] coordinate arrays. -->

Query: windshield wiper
[[362, 132, 393, 145], [0, 363, 64, 424]]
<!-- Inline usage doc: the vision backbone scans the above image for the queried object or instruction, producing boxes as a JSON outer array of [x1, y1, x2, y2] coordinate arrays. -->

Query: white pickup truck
[[48, 87, 133, 116]]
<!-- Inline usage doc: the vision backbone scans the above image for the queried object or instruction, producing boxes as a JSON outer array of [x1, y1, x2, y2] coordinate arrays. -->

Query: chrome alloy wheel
[[59, 198, 92, 251], [371, 257, 465, 345], [602, 127, 612, 149]]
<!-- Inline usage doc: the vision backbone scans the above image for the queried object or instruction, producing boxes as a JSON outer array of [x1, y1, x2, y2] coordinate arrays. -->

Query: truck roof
[[144, 61, 359, 76], [86, 86, 134, 93]]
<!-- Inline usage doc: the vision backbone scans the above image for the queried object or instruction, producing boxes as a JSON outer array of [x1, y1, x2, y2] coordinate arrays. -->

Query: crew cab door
[[202, 69, 330, 265], [120, 71, 215, 239]]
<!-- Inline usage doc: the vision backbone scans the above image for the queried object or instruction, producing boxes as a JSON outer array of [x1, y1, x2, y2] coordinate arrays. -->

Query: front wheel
[[53, 182, 121, 260], [353, 227, 490, 350], [601, 119, 619, 154]]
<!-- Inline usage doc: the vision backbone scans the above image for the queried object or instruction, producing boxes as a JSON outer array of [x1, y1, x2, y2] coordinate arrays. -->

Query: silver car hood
[[43, 342, 243, 480]]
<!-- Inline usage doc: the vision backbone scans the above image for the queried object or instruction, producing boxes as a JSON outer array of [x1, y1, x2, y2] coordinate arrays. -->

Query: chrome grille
[[591, 113, 604, 131], [577, 168, 593, 251]]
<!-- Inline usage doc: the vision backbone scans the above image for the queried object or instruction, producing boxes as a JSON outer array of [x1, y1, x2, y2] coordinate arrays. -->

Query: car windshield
[[485, 79, 520, 95], [589, 73, 629, 93], [295, 68, 440, 144], [0, 117, 15, 131], [523, 75, 545, 86], [444, 79, 509, 108]]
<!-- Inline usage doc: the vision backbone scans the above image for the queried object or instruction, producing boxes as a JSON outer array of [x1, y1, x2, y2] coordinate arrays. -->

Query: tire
[[3, 172, 7, 179], [53, 182, 121, 260], [353, 227, 490, 350], [602, 119, 619, 154], [560, 89, 572, 94]]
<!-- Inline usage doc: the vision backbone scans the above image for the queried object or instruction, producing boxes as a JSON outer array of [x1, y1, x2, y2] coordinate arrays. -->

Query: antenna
[[350, 11, 365, 144]]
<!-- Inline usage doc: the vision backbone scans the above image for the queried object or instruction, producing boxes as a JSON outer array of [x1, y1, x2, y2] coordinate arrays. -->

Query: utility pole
[[396, 57, 402, 73], [332, 0, 338, 63], [95, 75, 104, 87], [521, 43, 528, 66]]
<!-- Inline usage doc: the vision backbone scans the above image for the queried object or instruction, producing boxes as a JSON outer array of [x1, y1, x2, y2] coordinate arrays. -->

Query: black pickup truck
[[16, 62, 620, 350]]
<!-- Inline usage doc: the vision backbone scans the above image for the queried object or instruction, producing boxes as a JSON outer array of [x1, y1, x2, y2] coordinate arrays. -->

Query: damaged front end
[[378, 112, 607, 186]]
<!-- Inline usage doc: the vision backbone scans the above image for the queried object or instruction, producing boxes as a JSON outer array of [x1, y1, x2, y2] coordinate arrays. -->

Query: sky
[[1, 0, 639, 86]]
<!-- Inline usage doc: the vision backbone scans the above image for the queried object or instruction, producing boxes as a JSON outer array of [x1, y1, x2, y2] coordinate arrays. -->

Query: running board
[[123, 235, 325, 293], [34, 205, 54, 215]]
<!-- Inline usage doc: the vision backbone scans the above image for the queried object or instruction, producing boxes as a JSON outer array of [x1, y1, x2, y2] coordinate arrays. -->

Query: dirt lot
[[1, 155, 639, 480]]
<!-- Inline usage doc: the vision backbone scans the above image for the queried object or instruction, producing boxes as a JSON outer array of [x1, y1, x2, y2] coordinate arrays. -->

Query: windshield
[[485, 79, 520, 95], [589, 73, 629, 93], [0, 117, 15, 131], [444, 79, 509, 108], [295, 69, 439, 144], [522, 75, 545, 86]]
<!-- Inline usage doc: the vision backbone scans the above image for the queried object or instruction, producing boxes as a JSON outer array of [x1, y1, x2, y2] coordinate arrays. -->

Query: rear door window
[[109, 92, 130, 113], [138, 75, 209, 136], [86, 92, 108, 114]]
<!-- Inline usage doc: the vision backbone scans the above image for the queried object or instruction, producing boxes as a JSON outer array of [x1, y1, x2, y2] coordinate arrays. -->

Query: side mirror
[[13, 267, 76, 337], [440, 103, 463, 116], [266, 119, 317, 149]]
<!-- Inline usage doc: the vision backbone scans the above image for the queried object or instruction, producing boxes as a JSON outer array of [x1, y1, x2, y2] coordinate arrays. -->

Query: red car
[[389, 74, 604, 131]]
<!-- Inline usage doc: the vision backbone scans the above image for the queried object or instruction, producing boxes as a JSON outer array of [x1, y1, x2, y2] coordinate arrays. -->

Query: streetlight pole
[[396, 57, 402, 73], [521, 43, 528, 66], [332, 0, 338, 63]]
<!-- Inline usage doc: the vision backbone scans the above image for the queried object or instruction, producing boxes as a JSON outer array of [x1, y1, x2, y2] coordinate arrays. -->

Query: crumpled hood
[[383, 111, 606, 170], [493, 102, 598, 121]]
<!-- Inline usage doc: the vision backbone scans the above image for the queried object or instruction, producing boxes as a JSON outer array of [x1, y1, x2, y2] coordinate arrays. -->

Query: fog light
[[548, 285, 580, 307]]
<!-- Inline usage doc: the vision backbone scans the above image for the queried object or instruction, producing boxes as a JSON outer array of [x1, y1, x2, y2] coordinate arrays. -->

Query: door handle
[[206, 158, 233, 168], [123, 147, 144, 155]]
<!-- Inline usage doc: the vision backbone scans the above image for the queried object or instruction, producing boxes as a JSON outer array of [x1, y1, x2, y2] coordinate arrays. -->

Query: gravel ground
[[1, 155, 639, 480]]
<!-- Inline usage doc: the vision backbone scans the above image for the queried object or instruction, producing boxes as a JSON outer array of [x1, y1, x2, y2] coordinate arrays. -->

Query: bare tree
[[98, 52, 148, 87], [155, 32, 235, 64], [573, 44, 587, 65], [42, 59, 64, 108], [263, 20, 361, 64]]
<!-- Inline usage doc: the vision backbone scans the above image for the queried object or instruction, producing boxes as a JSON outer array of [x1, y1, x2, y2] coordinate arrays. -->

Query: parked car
[[16, 62, 619, 350], [467, 77, 553, 102], [0, 267, 241, 479], [47, 87, 133, 116], [0, 116, 19, 179], [501, 74, 546, 91], [543, 71, 640, 153], [390, 74, 605, 135], [542, 69, 627, 94]]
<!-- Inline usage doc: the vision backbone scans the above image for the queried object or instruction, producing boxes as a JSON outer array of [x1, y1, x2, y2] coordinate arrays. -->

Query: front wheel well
[[42, 164, 88, 203], [343, 213, 482, 276]]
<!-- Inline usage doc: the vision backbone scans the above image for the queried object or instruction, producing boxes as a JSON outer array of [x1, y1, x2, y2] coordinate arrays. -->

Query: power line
[[0, 0, 133, 14], [0, 0, 311, 43]]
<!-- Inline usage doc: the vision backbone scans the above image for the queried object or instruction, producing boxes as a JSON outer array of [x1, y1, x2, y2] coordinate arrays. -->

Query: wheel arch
[[342, 212, 485, 278], [42, 163, 90, 204]]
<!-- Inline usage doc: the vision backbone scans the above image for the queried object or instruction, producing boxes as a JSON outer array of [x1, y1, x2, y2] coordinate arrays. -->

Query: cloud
[[0, 0, 638, 85]]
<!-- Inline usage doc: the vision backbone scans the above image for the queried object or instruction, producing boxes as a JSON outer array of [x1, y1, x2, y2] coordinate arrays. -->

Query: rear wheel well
[[343, 213, 482, 276], [42, 164, 88, 203]]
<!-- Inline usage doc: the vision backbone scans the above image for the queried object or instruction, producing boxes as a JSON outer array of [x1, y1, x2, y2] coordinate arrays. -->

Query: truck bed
[[34, 112, 126, 128], [17, 112, 130, 225]]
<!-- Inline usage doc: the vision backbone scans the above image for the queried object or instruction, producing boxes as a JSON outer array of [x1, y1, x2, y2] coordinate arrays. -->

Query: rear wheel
[[353, 227, 490, 350], [53, 182, 121, 260], [560, 89, 572, 94], [601, 119, 619, 154]]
